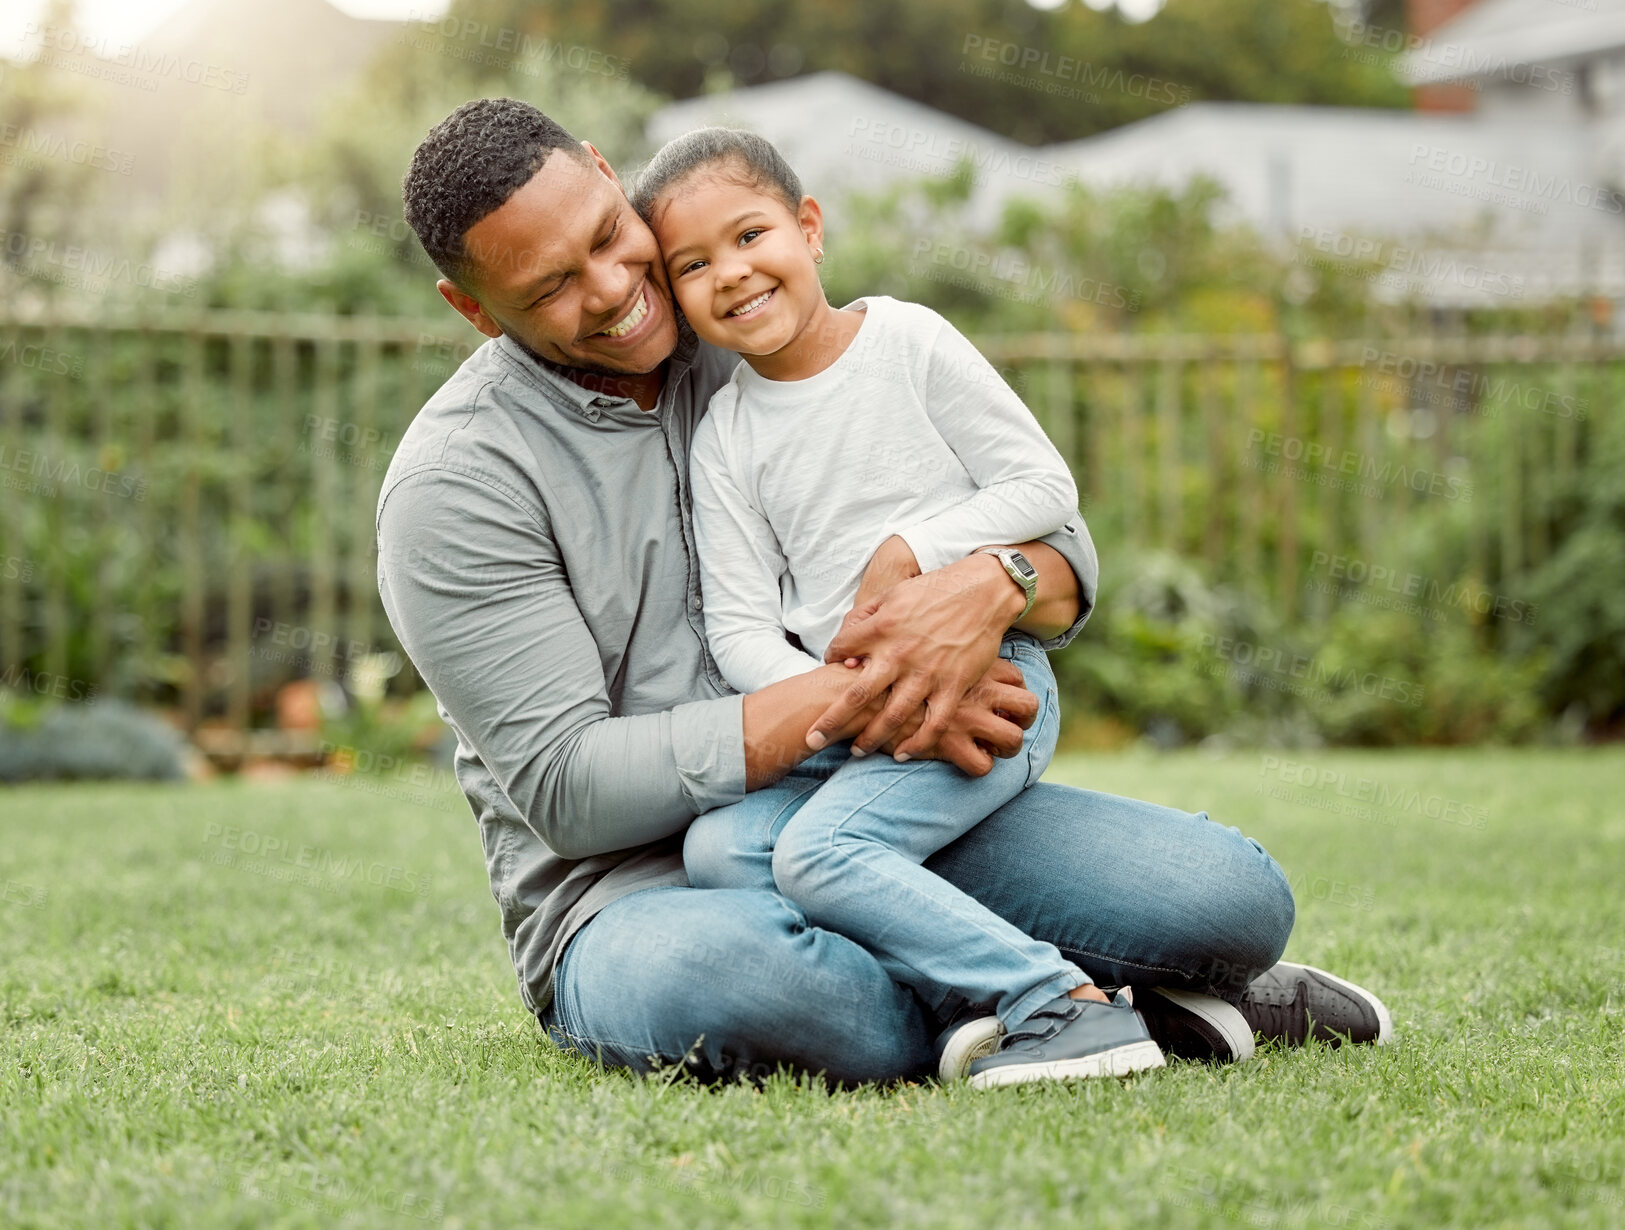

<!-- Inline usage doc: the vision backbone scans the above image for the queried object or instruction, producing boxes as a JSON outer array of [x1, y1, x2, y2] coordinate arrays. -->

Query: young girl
[[633, 128, 1164, 1088]]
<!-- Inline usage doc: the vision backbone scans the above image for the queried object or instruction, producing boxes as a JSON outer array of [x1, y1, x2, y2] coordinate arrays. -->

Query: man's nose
[[582, 257, 636, 316]]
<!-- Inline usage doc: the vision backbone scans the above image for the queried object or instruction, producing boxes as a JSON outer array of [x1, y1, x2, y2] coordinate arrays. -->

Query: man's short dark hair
[[403, 97, 590, 287]]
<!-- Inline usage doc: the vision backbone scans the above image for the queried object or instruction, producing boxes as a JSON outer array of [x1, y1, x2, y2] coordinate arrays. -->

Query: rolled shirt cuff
[[670, 692, 748, 813]]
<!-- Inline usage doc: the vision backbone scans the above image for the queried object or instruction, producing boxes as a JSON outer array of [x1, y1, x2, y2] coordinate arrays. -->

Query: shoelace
[[1240, 980, 1309, 1039]]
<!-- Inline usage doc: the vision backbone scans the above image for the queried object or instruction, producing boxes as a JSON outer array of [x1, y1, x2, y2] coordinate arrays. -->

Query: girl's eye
[[678, 259, 707, 277], [738, 229, 764, 245]]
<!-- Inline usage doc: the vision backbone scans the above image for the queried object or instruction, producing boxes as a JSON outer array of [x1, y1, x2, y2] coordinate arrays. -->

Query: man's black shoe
[[1236, 962, 1393, 1047], [967, 991, 1165, 1089], [1134, 987, 1257, 1063]]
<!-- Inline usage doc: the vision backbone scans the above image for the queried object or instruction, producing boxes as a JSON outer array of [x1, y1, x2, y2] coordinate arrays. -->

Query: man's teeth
[[598, 290, 648, 338], [728, 290, 773, 317]]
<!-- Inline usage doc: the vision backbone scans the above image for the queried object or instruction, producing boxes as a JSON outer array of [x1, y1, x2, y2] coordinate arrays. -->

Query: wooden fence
[[0, 308, 1616, 735]]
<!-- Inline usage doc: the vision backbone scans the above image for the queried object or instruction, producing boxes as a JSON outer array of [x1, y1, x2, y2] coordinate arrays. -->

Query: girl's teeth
[[600, 290, 647, 338], [730, 291, 772, 317]]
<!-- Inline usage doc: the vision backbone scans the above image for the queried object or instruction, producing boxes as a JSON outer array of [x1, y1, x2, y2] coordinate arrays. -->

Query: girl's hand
[[830, 535, 922, 664]]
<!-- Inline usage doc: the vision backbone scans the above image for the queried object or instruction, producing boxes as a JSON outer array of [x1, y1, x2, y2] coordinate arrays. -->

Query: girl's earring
[[813, 248, 824, 265]]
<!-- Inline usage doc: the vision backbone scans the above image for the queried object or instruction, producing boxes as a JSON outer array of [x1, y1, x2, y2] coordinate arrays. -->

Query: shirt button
[[690, 594, 702, 612]]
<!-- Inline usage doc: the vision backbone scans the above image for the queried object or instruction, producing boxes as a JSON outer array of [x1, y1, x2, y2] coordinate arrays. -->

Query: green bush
[[1058, 552, 1550, 747], [0, 695, 188, 782]]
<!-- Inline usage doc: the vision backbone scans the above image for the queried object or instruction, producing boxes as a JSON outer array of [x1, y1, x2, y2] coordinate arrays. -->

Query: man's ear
[[581, 141, 624, 193], [437, 279, 503, 340], [798, 195, 825, 255]]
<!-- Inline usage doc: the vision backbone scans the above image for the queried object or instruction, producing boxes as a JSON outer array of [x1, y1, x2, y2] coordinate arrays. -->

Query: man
[[378, 98, 1390, 1086]]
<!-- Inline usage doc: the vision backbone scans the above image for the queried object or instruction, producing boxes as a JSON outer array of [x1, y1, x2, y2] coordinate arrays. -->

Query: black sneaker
[[966, 992, 1165, 1089], [934, 1013, 1004, 1082], [1236, 962, 1393, 1047], [1134, 987, 1257, 1064]]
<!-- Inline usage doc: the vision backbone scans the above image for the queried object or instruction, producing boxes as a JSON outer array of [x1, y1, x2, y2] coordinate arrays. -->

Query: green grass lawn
[[3, 748, 1623, 1229]]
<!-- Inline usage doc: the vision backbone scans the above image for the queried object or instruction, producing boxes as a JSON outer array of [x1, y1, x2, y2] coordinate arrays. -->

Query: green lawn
[[3, 748, 1622, 1229]]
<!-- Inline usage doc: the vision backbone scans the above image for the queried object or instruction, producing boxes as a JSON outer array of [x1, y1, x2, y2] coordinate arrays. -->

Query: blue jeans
[[684, 634, 1081, 1029], [541, 765, 1296, 1087]]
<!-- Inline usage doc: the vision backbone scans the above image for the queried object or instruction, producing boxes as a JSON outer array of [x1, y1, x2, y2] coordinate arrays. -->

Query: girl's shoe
[[966, 991, 1165, 1089]]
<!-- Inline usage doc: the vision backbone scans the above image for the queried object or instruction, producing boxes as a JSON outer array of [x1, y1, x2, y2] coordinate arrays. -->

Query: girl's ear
[[797, 195, 824, 253]]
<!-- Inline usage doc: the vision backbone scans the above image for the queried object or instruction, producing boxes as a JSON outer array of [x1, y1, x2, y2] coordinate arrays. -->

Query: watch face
[[1009, 551, 1038, 581]]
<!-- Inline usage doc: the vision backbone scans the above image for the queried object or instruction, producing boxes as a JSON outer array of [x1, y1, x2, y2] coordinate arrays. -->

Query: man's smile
[[591, 281, 655, 341]]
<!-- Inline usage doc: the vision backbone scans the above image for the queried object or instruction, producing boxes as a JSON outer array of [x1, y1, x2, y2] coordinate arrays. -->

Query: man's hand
[[807, 550, 1025, 760], [874, 657, 1037, 776]]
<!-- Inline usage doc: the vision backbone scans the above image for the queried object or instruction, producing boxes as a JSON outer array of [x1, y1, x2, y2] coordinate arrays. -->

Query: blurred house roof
[[650, 34, 1625, 304], [1046, 101, 1608, 249], [1401, 0, 1625, 84], [646, 71, 1066, 229], [1046, 101, 1623, 303]]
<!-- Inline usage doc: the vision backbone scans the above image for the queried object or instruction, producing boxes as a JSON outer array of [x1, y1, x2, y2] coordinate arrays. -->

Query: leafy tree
[[438, 0, 1408, 146]]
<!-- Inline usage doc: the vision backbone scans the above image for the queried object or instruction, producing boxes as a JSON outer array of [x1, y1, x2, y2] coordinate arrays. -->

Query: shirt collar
[[490, 319, 700, 423]]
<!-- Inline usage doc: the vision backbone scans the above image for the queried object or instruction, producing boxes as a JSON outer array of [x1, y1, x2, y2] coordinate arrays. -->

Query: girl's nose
[[715, 256, 751, 288]]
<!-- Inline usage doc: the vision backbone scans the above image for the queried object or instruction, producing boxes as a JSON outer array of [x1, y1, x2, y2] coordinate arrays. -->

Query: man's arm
[[376, 468, 1042, 858], [377, 468, 748, 860]]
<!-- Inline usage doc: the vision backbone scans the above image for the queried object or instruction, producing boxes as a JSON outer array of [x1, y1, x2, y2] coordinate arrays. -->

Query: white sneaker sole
[[1146, 987, 1257, 1062], [937, 1016, 1005, 1082], [966, 1040, 1166, 1089], [1286, 963, 1394, 1045]]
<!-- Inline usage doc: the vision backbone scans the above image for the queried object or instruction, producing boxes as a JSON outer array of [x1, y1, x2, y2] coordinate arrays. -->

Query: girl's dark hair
[[631, 127, 804, 224]]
